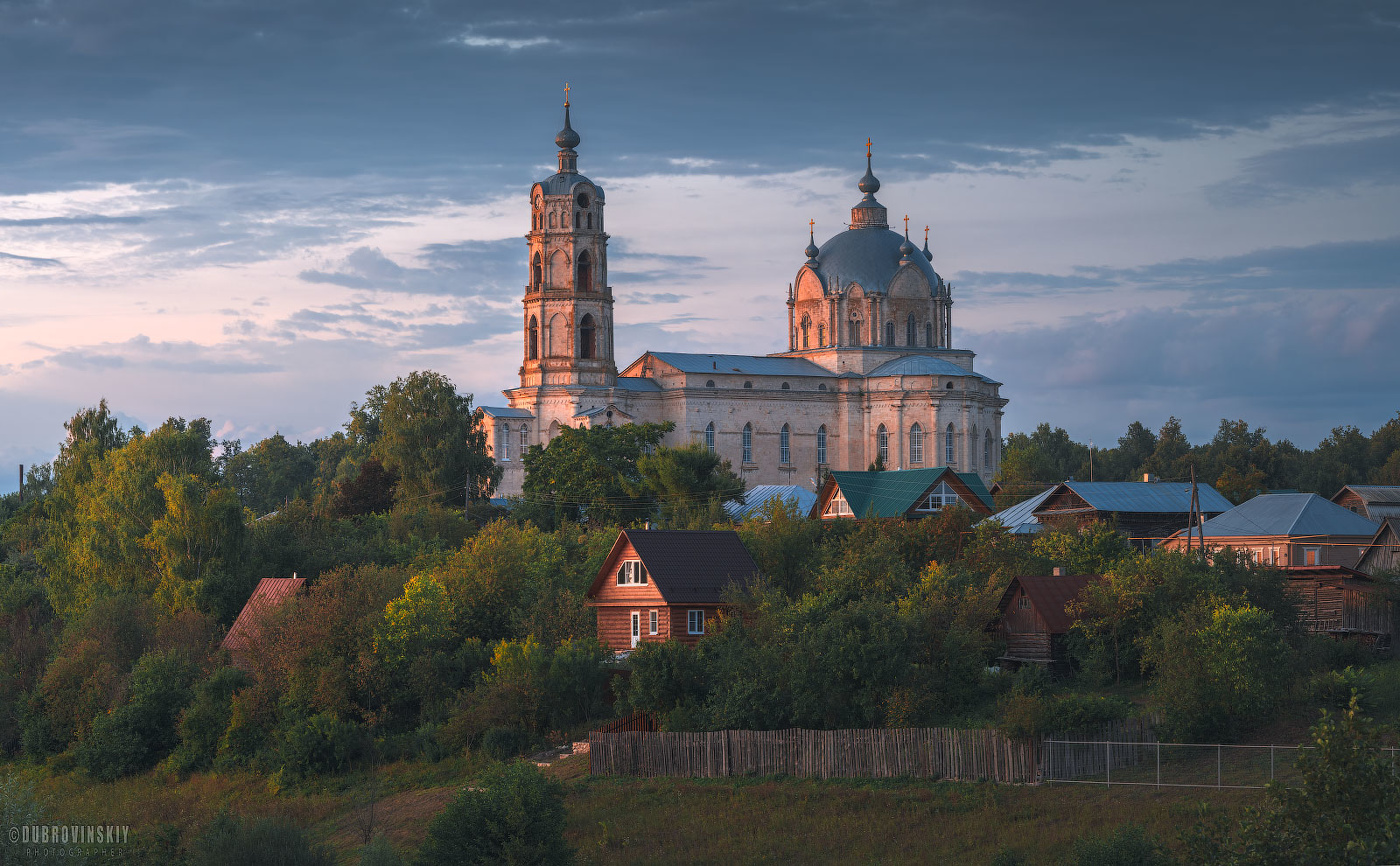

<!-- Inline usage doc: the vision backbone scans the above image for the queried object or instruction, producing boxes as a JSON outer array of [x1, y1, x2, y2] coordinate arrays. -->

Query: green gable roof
[[828, 467, 994, 517]]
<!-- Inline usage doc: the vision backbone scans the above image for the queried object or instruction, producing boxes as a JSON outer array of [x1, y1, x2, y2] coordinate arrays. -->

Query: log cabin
[[586, 529, 760, 653], [1331, 485, 1400, 522], [810, 467, 995, 520], [1031, 479, 1233, 550], [1358, 519, 1400, 576], [1284, 565, 1397, 649], [221, 576, 306, 671], [994, 572, 1103, 670], [1160, 493, 1379, 568]]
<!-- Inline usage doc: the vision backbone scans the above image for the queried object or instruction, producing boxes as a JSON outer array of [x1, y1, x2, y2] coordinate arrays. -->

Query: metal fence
[[1040, 740, 1396, 789]]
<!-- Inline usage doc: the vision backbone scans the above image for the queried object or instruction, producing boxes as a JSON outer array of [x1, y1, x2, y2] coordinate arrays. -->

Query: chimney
[[1052, 567, 1066, 577], [1143, 473, 1158, 483]]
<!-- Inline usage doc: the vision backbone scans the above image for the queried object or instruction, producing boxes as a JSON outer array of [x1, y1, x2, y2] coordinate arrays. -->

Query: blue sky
[[2, 0, 1399, 490]]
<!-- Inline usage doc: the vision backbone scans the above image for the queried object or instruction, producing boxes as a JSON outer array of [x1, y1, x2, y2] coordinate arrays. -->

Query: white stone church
[[480, 99, 1008, 498]]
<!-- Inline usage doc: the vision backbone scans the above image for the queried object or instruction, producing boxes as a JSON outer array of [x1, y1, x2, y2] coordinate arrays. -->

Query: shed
[[1358, 518, 1400, 576], [221, 576, 306, 670], [994, 573, 1103, 669], [586, 529, 760, 652], [810, 467, 995, 520], [1031, 480, 1233, 549], [1284, 565, 1397, 649], [1331, 485, 1400, 522]]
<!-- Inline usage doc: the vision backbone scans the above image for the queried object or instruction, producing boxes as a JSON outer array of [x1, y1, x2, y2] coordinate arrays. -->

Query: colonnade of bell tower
[[519, 91, 616, 389]]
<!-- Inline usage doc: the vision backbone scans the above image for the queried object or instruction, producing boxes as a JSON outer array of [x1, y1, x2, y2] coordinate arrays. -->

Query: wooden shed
[[1357, 518, 1400, 576], [994, 573, 1103, 669], [221, 576, 306, 670], [1032, 480, 1232, 550], [1284, 565, 1397, 649], [586, 529, 760, 653]]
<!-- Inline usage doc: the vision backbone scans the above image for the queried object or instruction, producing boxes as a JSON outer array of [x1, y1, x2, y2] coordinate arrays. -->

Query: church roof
[[867, 355, 1000, 383], [480, 406, 534, 419], [812, 226, 943, 297], [646, 352, 831, 377], [614, 377, 661, 391], [536, 172, 604, 199]]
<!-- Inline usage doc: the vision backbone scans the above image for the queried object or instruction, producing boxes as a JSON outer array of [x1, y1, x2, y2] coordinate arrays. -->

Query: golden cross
[[924, 225, 929, 243], [809, 218, 815, 232], [866, 138, 873, 157], [903, 214, 909, 233], [564, 82, 570, 106]]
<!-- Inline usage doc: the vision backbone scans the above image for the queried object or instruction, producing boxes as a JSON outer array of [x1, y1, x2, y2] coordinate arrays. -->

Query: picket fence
[[589, 727, 1040, 783]]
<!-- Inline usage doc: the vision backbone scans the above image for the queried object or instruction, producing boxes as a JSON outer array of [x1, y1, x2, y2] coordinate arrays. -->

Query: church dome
[[812, 226, 942, 295], [555, 103, 581, 150]]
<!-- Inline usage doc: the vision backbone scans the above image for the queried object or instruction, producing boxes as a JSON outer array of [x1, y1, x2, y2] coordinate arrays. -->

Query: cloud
[[43, 335, 282, 374], [299, 241, 525, 297], [452, 33, 557, 51], [623, 292, 687, 304], [1208, 129, 1400, 206], [0, 251, 64, 267]]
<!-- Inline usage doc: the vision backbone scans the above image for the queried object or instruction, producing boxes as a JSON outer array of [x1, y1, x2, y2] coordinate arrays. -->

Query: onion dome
[[899, 220, 916, 263], [858, 154, 880, 194], [805, 221, 820, 260], [923, 225, 933, 261], [555, 104, 580, 150], [850, 140, 889, 230]]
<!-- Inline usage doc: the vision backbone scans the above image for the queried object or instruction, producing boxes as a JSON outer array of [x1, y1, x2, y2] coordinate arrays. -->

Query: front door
[[631, 612, 640, 648]]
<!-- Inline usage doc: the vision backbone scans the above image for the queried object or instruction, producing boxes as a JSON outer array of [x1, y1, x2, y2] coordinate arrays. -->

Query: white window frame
[[742, 424, 753, 464], [877, 425, 888, 464], [816, 425, 827, 466], [649, 610, 658, 635], [704, 422, 715, 453], [945, 424, 956, 465], [631, 611, 640, 648], [1304, 547, 1321, 566], [1019, 596, 1031, 610], [617, 559, 648, 585], [823, 490, 853, 518], [909, 424, 924, 465], [780, 424, 791, 466], [687, 609, 705, 635], [915, 481, 961, 512]]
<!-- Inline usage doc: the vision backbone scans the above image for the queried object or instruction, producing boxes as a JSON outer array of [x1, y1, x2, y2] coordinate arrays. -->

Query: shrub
[[1067, 823, 1173, 866], [188, 812, 335, 866], [480, 726, 530, 761], [359, 836, 405, 866], [997, 691, 1131, 739], [278, 712, 368, 780], [77, 648, 198, 781], [171, 665, 248, 773], [415, 763, 573, 866]]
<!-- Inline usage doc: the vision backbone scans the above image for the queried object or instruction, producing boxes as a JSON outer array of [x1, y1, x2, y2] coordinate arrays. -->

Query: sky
[[2, 0, 1399, 491]]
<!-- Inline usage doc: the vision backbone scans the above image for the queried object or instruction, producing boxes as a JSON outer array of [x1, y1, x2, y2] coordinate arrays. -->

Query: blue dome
[[536, 173, 605, 200], [813, 227, 942, 295]]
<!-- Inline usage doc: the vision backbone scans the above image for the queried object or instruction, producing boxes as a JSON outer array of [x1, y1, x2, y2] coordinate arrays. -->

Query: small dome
[[923, 238, 933, 262], [555, 104, 581, 150], [858, 154, 880, 194], [899, 236, 915, 259], [805, 239, 820, 260]]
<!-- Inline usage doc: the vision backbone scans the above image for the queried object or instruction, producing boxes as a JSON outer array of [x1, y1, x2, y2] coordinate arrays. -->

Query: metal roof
[[826, 467, 995, 517], [646, 352, 831, 377], [221, 577, 307, 669], [999, 574, 1102, 634], [983, 485, 1055, 534], [1337, 485, 1400, 504], [589, 529, 760, 605], [535, 172, 604, 199], [1042, 481, 1234, 515], [867, 355, 999, 383], [1195, 493, 1380, 538], [811, 225, 943, 296], [480, 406, 534, 419], [724, 484, 818, 521], [613, 377, 662, 392]]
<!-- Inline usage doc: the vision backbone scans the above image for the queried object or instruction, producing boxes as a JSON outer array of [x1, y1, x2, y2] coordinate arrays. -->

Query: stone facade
[[480, 104, 1008, 499]]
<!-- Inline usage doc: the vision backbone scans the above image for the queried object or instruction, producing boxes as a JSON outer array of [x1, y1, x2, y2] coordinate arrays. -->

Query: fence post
[[1156, 742, 1161, 789], [1270, 745, 1274, 783], [1217, 744, 1222, 788], [1106, 740, 1111, 787]]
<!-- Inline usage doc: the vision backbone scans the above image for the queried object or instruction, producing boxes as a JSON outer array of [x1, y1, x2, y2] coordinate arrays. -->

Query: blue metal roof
[[724, 485, 818, 521], [983, 486, 1055, 534], [1197, 493, 1380, 538], [867, 355, 999, 384], [1048, 481, 1234, 515], [613, 377, 661, 391], [647, 352, 831, 377], [535, 172, 604, 200], [480, 406, 534, 419], [811, 226, 943, 296]]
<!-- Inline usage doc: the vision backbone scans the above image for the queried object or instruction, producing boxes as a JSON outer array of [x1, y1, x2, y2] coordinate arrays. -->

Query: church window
[[818, 324, 826, 346], [801, 316, 810, 348], [907, 314, 916, 346], [909, 423, 924, 465], [499, 424, 511, 461], [945, 424, 955, 465], [885, 321, 895, 346], [705, 422, 715, 453], [818, 383, 827, 391], [781, 382, 790, 390], [915, 481, 962, 512], [877, 424, 888, 465], [742, 424, 753, 464], [780, 424, 791, 465], [705, 379, 715, 388], [575, 211, 580, 228], [579, 314, 596, 359], [816, 425, 827, 465], [576, 193, 590, 209], [532, 253, 542, 290], [946, 382, 954, 389], [984, 430, 993, 469], [577, 250, 593, 291], [849, 320, 861, 345], [527, 316, 539, 360], [549, 212, 556, 228], [587, 212, 593, 229], [970, 425, 978, 470], [926, 323, 934, 347], [743, 381, 752, 389], [521, 425, 529, 453]]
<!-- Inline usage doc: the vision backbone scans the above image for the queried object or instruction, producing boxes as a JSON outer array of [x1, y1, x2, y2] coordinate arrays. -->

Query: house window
[[909, 423, 924, 465], [742, 423, 753, 464], [823, 490, 853, 518], [1304, 547, 1321, 566], [780, 424, 791, 465], [816, 425, 827, 465], [704, 422, 716, 453], [1019, 596, 1031, 610], [617, 560, 649, 585], [877, 424, 888, 465], [915, 481, 962, 512], [945, 424, 955, 464], [687, 610, 705, 635], [649, 610, 658, 635]]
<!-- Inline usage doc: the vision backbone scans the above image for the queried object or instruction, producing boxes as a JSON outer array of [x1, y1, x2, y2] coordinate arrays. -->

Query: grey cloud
[[0, 251, 64, 267], [623, 292, 688, 304], [1208, 129, 1400, 206], [44, 335, 282, 374], [0, 214, 147, 227], [300, 241, 525, 297]]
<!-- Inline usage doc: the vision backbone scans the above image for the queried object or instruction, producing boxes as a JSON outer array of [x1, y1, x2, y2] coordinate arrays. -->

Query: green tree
[[77, 648, 199, 781], [520, 422, 672, 527], [1143, 416, 1193, 481], [221, 433, 317, 515], [368, 372, 498, 505], [415, 763, 573, 866], [632, 443, 744, 527]]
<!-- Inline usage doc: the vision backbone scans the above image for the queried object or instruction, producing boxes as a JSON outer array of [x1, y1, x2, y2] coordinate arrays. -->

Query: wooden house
[[1284, 565, 1396, 649], [1331, 485, 1400, 521], [586, 529, 760, 652], [994, 572, 1103, 669], [810, 467, 995, 520], [1358, 519, 1400, 576], [1161, 493, 1379, 568], [1031, 480, 1233, 549], [221, 576, 306, 670]]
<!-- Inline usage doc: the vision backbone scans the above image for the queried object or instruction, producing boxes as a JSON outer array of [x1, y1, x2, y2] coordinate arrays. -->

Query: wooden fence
[[589, 727, 1039, 784]]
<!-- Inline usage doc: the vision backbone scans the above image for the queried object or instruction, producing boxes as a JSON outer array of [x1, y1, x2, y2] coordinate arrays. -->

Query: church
[[480, 97, 1008, 498]]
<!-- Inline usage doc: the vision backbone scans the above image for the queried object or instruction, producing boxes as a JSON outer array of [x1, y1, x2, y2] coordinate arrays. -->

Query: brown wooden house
[[1358, 519, 1400, 576], [1331, 485, 1400, 522], [1284, 565, 1397, 649], [221, 576, 306, 670], [1160, 493, 1379, 568], [1032, 480, 1233, 549], [586, 529, 760, 653], [994, 572, 1103, 669]]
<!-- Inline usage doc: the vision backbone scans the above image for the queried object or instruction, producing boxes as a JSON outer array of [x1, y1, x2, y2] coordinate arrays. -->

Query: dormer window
[[823, 490, 853, 518], [617, 560, 648, 585], [915, 481, 961, 512]]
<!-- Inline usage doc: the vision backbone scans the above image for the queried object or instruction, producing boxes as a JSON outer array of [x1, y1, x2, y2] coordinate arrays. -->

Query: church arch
[[704, 422, 716, 453], [527, 316, 539, 360], [531, 252, 542, 289], [520, 425, 529, 454], [849, 319, 862, 346], [743, 381, 752, 389], [577, 250, 593, 292], [578, 313, 596, 359], [781, 382, 790, 390], [877, 424, 889, 466], [742, 423, 753, 464], [546, 313, 566, 356], [800, 315, 810, 348], [945, 423, 955, 465], [549, 211, 556, 228], [925, 322, 934, 347], [587, 212, 593, 229], [497, 423, 511, 460], [970, 424, 979, 470], [984, 429, 994, 470], [817, 323, 826, 346], [909, 423, 924, 465], [549, 249, 569, 285], [705, 379, 716, 388]]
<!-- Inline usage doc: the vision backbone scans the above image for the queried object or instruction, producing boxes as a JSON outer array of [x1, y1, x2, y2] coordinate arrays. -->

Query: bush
[[359, 836, 405, 866], [77, 648, 198, 781], [415, 763, 573, 866], [278, 711, 368, 780], [170, 665, 248, 773], [1066, 823, 1173, 866], [188, 812, 336, 866], [997, 691, 1131, 739], [480, 725, 530, 761]]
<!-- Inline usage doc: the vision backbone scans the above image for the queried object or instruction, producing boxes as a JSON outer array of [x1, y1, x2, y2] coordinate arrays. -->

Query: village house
[[1160, 492, 1379, 567], [809, 467, 994, 520], [1331, 485, 1400, 521], [1029, 478, 1233, 549], [1358, 519, 1400, 575], [1284, 565, 1396, 649], [981, 485, 1056, 535], [221, 575, 306, 671], [723, 484, 818, 522], [586, 529, 760, 652], [994, 571, 1103, 670]]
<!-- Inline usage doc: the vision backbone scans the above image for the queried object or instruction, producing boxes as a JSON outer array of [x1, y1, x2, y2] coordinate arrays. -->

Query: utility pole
[[1189, 465, 1202, 556], [17, 464, 23, 504]]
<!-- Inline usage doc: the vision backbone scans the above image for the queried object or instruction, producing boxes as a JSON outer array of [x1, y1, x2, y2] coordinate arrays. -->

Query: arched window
[[818, 383, 827, 392], [705, 379, 716, 388], [907, 313, 916, 346], [531, 252, 542, 289], [577, 250, 593, 291], [969, 425, 979, 470], [984, 430, 993, 470], [527, 316, 538, 360], [578, 314, 596, 359], [816, 425, 828, 465], [743, 381, 753, 389], [704, 422, 716, 453], [945, 423, 955, 465], [925, 322, 934, 347], [781, 382, 790, 390], [549, 212, 556, 228], [877, 424, 888, 465], [849, 320, 862, 345], [587, 212, 593, 229], [818, 323, 826, 346], [742, 423, 753, 464], [520, 425, 529, 454], [800, 315, 810, 348], [885, 321, 895, 346], [780, 424, 791, 465], [909, 423, 924, 465], [499, 424, 511, 461]]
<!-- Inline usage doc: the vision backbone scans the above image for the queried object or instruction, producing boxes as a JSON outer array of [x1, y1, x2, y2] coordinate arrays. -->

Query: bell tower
[[520, 86, 616, 389]]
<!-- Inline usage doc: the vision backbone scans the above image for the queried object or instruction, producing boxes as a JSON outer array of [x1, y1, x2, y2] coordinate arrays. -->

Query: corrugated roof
[[1000, 574, 1102, 633], [480, 406, 534, 419], [613, 377, 662, 391], [221, 577, 306, 669], [826, 467, 995, 517], [725, 484, 818, 521], [645, 352, 831, 378], [1338, 485, 1400, 504], [866, 355, 1000, 384], [614, 529, 760, 605], [1197, 493, 1380, 538], [983, 486, 1055, 534], [1042, 481, 1234, 515]]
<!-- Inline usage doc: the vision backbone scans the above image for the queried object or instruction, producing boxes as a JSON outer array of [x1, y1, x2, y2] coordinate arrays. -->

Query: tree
[[519, 422, 672, 527], [1067, 569, 1150, 683], [77, 648, 199, 781], [333, 458, 400, 517], [632, 443, 744, 527], [367, 372, 498, 506], [414, 763, 573, 866], [221, 433, 317, 515], [1143, 416, 1192, 481]]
